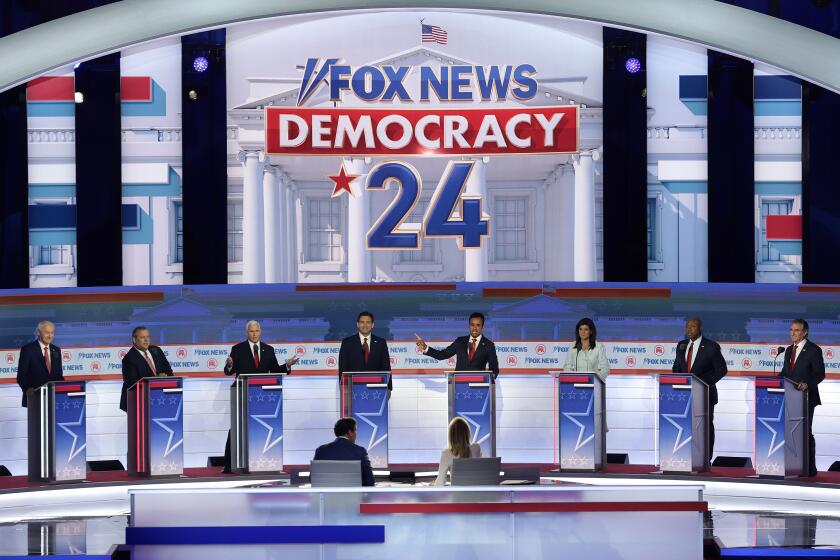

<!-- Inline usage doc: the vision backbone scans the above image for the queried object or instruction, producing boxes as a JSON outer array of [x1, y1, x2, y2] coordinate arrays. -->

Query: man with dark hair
[[313, 417, 375, 486], [415, 312, 499, 378], [120, 326, 173, 412], [338, 311, 392, 390], [671, 316, 727, 463], [780, 318, 825, 477], [17, 321, 64, 407]]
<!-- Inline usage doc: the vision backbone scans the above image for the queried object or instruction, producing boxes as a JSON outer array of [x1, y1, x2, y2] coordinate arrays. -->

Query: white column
[[276, 172, 289, 283], [240, 150, 265, 284], [464, 157, 488, 282], [344, 157, 372, 283], [572, 150, 597, 281], [262, 164, 278, 284], [285, 183, 297, 282], [560, 164, 576, 280]]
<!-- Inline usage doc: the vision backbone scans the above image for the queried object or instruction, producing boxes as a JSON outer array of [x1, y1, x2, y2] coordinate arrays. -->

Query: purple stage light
[[193, 56, 209, 73], [625, 57, 641, 74]]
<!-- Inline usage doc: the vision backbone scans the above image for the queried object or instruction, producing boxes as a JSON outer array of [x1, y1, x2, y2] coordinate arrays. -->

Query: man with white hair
[[221, 320, 299, 472], [16, 321, 64, 407]]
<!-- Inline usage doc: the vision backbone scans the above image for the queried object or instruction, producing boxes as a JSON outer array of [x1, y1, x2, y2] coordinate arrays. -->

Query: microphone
[[773, 346, 786, 376], [575, 348, 579, 372]]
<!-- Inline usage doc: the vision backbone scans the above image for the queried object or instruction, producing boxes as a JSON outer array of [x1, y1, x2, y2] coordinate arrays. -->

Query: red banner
[[265, 106, 578, 156]]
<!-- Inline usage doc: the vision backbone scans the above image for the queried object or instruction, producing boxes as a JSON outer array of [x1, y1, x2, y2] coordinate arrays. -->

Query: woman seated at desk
[[435, 416, 481, 486]]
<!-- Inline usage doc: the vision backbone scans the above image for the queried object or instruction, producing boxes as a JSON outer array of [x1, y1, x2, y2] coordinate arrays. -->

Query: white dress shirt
[[434, 443, 482, 486]]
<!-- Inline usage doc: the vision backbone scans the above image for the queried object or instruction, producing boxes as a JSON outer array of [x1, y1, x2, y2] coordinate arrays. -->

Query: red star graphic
[[329, 164, 360, 198]]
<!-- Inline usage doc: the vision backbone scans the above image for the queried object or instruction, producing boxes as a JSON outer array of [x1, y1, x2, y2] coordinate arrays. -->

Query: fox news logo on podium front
[[265, 59, 579, 157]]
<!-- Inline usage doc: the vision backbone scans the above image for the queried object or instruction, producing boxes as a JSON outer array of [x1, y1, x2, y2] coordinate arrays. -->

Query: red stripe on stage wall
[[0, 291, 164, 306], [54, 384, 82, 392], [454, 375, 487, 383], [296, 283, 456, 292], [352, 376, 383, 383], [27, 76, 74, 101], [660, 377, 689, 384], [359, 501, 708, 514], [248, 378, 279, 385], [559, 376, 591, 383], [482, 287, 545, 298], [765, 215, 802, 241], [120, 77, 152, 101], [799, 285, 840, 293], [552, 287, 671, 299], [755, 379, 783, 387]]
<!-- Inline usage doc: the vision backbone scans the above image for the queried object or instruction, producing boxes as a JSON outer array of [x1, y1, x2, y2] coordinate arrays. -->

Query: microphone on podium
[[773, 346, 786, 376]]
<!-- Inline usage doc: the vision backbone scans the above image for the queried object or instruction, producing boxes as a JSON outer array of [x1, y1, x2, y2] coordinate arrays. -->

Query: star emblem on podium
[[459, 389, 491, 447], [561, 394, 595, 452], [57, 402, 87, 462], [251, 399, 283, 454], [662, 399, 693, 453], [356, 391, 388, 454], [151, 399, 184, 458], [757, 401, 786, 457]]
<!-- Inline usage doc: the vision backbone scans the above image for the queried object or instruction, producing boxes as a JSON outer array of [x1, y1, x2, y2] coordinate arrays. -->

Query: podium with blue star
[[341, 372, 391, 469], [755, 377, 808, 478], [26, 381, 88, 482], [127, 377, 184, 477], [658, 375, 709, 473], [447, 371, 496, 458], [556, 373, 605, 471], [231, 373, 286, 473]]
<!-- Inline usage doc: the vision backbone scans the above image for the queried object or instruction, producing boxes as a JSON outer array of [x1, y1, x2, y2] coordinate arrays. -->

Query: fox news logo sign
[[266, 59, 578, 157]]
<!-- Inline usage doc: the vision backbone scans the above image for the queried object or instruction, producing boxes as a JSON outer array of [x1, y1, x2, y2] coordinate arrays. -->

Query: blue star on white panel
[[151, 399, 184, 457], [57, 403, 87, 462], [662, 398, 693, 453], [757, 400, 786, 457], [251, 399, 283, 454], [356, 392, 388, 454], [561, 394, 595, 452], [460, 390, 490, 446]]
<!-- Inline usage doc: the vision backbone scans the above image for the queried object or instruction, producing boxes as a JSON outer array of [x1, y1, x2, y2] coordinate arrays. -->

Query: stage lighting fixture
[[193, 56, 209, 73], [74, 91, 84, 103], [187, 90, 199, 101], [625, 57, 642, 74]]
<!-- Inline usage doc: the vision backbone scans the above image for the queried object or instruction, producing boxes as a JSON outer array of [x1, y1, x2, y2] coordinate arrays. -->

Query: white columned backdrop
[[464, 157, 489, 282], [344, 157, 372, 283], [240, 150, 265, 284], [276, 172, 289, 283], [572, 150, 597, 281], [262, 164, 278, 284], [286, 183, 297, 282]]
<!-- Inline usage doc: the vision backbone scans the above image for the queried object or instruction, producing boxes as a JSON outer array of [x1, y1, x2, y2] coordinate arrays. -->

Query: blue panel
[[122, 204, 140, 229], [29, 185, 76, 198], [755, 182, 801, 196], [53, 382, 87, 481], [30, 204, 75, 229], [721, 547, 840, 557], [27, 102, 75, 117], [754, 100, 801, 116], [122, 167, 182, 197], [121, 81, 167, 117], [682, 100, 707, 116], [122, 205, 153, 245], [660, 181, 708, 194], [678, 75, 707, 100], [350, 376, 389, 468], [768, 240, 802, 256], [754, 75, 801, 100], [125, 525, 385, 545], [29, 229, 76, 245]]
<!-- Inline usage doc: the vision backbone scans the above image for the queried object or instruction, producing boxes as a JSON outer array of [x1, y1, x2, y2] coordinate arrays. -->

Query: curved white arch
[[0, 0, 839, 93]]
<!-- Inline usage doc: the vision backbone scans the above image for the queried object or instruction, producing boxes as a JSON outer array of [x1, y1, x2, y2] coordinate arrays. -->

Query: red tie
[[362, 338, 369, 364], [468, 338, 476, 361], [686, 341, 694, 373], [143, 350, 157, 375], [790, 345, 797, 370], [253, 344, 260, 369], [44, 346, 51, 374]]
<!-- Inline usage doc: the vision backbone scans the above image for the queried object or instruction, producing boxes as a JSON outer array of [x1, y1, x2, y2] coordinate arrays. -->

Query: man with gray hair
[[221, 320, 299, 472], [16, 321, 64, 407]]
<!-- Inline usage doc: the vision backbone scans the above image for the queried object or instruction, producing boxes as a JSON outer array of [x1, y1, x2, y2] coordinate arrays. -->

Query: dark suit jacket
[[780, 340, 825, 407], [426, 335, 499, 378], [120, 345, 173, 412], [224, 340, 289, 376], [313, 437, 375, 486], [671, 337, 727, 406], [17, 340, 64, 407], [338, 334, 392, 390]]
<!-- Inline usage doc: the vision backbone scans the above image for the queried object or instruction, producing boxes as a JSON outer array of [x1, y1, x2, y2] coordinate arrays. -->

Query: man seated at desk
[[313, 417, 375, 487]]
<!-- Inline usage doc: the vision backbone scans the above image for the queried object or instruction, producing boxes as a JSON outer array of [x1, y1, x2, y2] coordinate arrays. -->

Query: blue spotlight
[[193, 56, 209, 73], [625, 57, 641, 74]]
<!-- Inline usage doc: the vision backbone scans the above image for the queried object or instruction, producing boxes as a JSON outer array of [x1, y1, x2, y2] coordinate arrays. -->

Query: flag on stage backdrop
[[421, 23, 448, 45]]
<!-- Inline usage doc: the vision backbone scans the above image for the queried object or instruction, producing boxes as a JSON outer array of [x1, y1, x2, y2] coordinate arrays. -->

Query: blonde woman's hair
[[447, 417, 472, 459]]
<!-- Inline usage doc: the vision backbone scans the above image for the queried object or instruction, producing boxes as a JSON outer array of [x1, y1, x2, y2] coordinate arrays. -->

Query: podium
[[556, 373, 605, 471], [447, 371, 495, 458], [340, 372, 391, 469], [231, 373, 285, 473], [27, 381, 87, 482], [127, 376, 184, 477], [658, 374, 709, 473], [755, 377, 808, 478]]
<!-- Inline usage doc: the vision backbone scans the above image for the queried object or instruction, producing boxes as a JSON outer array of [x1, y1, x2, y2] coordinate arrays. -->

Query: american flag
[[421, 23, 448, 45]]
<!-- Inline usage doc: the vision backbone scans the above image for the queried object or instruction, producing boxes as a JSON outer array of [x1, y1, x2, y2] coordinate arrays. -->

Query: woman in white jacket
[[563, 317, 610, 383], [434, 416, 481, 486]]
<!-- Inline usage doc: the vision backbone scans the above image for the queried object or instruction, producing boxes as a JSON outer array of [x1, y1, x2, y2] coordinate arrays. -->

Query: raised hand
[[415, 333, 427, 352]]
